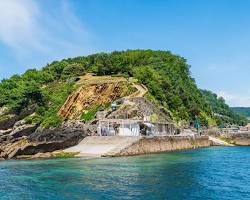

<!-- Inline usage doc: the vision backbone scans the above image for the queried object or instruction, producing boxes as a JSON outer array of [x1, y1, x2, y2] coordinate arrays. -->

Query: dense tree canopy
[[201, 90, 247, 126], [231, 107, 250, 119]]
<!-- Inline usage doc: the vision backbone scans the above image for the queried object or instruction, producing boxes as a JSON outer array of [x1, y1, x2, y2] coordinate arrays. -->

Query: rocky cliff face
[[59, 81, 130, 120], [0, 117, 95, 160], [106, 97, 172, 124], [0, 75, 135, 160], [0, 74, 175, 160]]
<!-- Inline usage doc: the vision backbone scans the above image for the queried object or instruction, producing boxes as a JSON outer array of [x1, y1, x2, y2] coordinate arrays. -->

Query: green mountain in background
[[201, 90, 247, 126], [0, 50, 247, 128], [231, 107, 250, 121]]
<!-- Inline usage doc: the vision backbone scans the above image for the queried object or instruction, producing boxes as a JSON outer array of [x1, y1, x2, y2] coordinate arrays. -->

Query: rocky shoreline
[[1, 116, 250, 161], [204, 128, 250, 146], [219, 132, 250, 146], [0, 119, 97, 160]]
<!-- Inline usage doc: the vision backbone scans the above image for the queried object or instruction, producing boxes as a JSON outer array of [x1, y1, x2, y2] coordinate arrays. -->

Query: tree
[[61, 63, 85, 79]]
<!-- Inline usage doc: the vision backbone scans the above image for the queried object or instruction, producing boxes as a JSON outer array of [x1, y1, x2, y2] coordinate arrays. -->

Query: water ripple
[[0, 147, 250, 200]]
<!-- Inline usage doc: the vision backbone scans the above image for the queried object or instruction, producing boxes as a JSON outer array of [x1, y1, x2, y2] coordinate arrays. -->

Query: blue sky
[[0, 0, 250, 106]]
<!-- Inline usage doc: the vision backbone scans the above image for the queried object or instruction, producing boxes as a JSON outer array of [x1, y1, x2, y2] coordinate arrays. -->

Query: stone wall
[[110, 135, 211, 156], [201, 128, 250, 146], [222, 132, 250, 146], [233, 138, 250, 146]]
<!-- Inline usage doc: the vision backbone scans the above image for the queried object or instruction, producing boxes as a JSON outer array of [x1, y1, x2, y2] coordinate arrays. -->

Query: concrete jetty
[[209, 136, 234, 146], [64, 135, 211, 157]]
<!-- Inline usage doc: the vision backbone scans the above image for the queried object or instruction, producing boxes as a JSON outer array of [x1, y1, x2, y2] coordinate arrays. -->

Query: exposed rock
[[0, 105, 37, 131], [0, 135, 8, 143], [0, 129, 12, 136], [0, 119, 37, 146], [0, 107, 9, 116], [96, 111, 108, 119], [0, 121, 95, 159], [10, 124, 38, 139], [29, 125, 86, 144], [129, 97, 171, 122], [107, 97, 171, 123], [58, 75, 131, 120], [14, 119, 28, 128], [0, 118, 39, 159], [30, 152, 54, 159], [0, 114, 19, 130], [18, 104, 37, 119], [202, 129, 250, 146], [221, 132, 250, 145]]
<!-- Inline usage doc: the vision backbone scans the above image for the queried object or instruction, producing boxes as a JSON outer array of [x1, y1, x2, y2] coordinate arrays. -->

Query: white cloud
[[217, 91, 250, 107], [0, 0, 40, 50], [0, 0, 94, 58]]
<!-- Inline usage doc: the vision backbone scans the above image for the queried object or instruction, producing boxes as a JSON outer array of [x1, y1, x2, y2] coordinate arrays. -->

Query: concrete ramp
[[64, 136, 140, 157], [209, 136, 234, 146]]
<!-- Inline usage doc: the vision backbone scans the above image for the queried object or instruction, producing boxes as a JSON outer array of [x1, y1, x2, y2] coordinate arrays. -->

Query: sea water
[[0, 147, 250, 200]]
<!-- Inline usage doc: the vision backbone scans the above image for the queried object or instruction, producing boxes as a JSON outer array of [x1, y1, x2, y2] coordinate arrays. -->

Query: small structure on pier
[[97, 119, 176, 136], [96, 95, 176, 137]]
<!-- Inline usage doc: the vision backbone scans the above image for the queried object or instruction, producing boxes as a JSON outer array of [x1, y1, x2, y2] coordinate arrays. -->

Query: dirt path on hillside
[[129, 83, 148, 97]]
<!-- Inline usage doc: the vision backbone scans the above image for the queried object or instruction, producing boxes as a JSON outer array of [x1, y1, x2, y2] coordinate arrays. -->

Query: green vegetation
[[16, 139, 29, 146], [39, 82, 75, 127], [0, 67, 75, 128], [0, 50, 246, 128], [16, 152, 80, 160], [219, 137, 235, 144], [231, 107, 250, 119], [52, 151, 80, 158], [202, 90, 247, 126], [81, 103, 112, 122], [16, 155, 33, 160], [150, 113, 159, 123], [0, 114, 11, 122], [124, 84, 137, 96], [80, 105, 100, 122]]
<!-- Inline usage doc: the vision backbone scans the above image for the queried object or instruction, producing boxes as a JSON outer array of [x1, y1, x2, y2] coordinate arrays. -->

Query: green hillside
[[201, 90, 247, 126], [231, 107, 250, 122], [0, 50, 247, 128]]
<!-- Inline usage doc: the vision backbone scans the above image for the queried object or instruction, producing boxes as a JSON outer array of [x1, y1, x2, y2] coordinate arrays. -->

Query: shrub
[[81, 105, 101, 121]]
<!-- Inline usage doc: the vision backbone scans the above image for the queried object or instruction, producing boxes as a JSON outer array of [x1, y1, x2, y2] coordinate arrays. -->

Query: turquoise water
[[1, 147, 250, 200]]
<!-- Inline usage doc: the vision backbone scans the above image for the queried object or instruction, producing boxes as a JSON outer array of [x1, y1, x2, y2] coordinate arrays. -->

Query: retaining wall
[[105, 135, 211, 157]]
